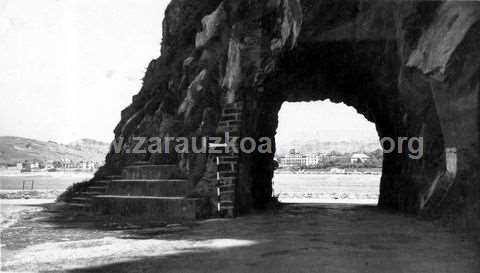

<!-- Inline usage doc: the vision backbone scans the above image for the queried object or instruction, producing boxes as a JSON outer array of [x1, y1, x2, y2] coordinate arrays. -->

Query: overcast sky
[[0, 0, 169, 143], [0, 0, 378, 144], [276, 101, 378, 145]]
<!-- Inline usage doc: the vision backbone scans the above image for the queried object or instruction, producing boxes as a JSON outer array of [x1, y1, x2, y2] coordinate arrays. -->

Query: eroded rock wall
[[95, 0, 480, 228]]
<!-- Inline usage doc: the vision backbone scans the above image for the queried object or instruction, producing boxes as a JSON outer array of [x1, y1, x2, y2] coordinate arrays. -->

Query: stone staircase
[[67, 176, 120, 208], [86, 162, 210, 221]]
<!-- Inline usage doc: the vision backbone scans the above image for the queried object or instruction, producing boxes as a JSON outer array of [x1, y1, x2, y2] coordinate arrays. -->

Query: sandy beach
[[0, 170, 90, 231], [0, 173, 478, 272], [1, 203, 478, 272], [0, 199, 55, 231]]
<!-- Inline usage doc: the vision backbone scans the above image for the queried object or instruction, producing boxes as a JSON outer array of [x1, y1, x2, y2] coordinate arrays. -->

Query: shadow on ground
[[2, 203, 479, 273]]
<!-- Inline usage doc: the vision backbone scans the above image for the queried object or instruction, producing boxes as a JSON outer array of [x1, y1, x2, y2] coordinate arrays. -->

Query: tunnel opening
[[272, 100, 382, 204], [238, 41, 446, 216]]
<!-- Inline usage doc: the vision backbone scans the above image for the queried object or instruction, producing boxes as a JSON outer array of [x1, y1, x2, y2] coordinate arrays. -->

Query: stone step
[[72, 197, 91, 203], [67, 202, 92, 209], [87, 186, 106, 192], [107, 179, 192, 197], [80, 191, 105, 196], [91, 180, 110, 185], [92, 195, 210, 220], [131, 161, 152, 166], [104, 175, 122, 180], [122, 164, 186, 180], [150, 152, 178, 165]]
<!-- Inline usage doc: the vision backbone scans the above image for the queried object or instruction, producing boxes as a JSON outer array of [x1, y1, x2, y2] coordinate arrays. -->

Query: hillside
[[276, 140, 382, 156], [0, 136, 110, 165]]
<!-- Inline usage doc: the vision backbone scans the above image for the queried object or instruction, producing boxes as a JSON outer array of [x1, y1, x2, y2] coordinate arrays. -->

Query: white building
[[281, 149, 307, 167], [350, 153, 370, 163], [305, 153, 325, 166], [30, 161, 40, 169]]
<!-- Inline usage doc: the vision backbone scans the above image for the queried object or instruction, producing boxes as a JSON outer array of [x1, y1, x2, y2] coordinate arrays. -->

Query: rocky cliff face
[[95, 0, 480, 228]]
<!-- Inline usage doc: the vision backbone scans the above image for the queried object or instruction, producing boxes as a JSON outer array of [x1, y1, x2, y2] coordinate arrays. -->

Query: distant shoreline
[[0, 189, 62, 200], [0, 171, 93, 192], [275, 170, 382, 175], [0, 169, 96, 177]]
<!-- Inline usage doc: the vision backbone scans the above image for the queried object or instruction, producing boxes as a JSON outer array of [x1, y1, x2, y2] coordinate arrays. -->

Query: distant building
[[80, 161, 88, 169], [76, 160, 97, 170], [280, 149, 307, 167], [61, 159, 74, 169], [350, 153, 370, 163], [305, 153, 325, 166], [30, 161, 40, 169], [21, 160, 31, 172], [45, 160, 55, 169]]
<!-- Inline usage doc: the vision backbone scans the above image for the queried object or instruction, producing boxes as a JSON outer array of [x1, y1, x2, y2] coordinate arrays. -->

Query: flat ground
[[0, 170, 93, 191], [273, 173, 380, 203], [2, 202, 479, 272]]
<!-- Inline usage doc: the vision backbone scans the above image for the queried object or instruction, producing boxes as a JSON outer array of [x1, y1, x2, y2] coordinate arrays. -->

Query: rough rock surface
[[93, 0, 480, 229]]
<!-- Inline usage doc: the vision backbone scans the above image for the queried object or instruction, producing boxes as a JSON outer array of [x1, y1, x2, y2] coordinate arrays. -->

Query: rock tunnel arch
[[89, 0, 480, 228], [241, 40, 446, 215]]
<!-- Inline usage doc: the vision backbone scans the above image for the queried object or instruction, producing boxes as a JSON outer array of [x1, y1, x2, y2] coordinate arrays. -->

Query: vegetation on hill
[[0, 136, 110, 165]]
